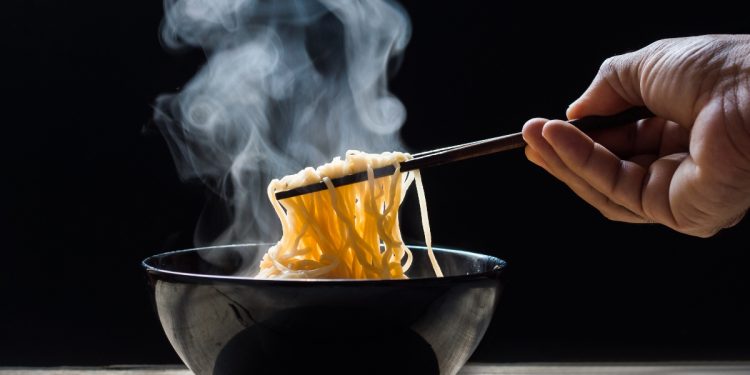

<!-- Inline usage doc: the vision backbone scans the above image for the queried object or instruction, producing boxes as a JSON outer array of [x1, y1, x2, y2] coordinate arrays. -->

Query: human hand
[[522, 35, 750, 237]]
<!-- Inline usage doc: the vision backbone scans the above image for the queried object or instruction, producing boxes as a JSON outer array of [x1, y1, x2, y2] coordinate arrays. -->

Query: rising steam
[[154, 0, 411, 245]]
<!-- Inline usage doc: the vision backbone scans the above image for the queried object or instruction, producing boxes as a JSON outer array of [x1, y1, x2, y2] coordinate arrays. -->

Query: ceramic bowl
[[142, 244, 506, 375]]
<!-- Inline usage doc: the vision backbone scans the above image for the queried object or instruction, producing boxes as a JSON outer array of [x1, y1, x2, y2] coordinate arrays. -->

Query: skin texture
[[522, 35, 750, 237]]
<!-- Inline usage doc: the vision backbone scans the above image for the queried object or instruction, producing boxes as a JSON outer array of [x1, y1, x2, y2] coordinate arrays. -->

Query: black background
[[2, 0, 749, 366]]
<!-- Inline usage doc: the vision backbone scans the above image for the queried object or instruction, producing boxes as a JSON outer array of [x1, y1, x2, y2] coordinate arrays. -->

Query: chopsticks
[[275, 106, 654, 200]]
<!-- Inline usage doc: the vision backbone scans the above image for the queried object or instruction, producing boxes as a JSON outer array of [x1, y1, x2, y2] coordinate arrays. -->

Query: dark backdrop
[[2, 0, 749, 366]]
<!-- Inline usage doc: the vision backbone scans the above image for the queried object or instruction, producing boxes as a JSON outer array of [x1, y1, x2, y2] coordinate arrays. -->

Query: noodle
[[258, 150, 443, 279]]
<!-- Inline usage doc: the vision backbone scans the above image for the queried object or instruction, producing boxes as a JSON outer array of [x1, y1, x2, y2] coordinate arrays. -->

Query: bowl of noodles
[[143, 151, 506, 374], [143, 243, 505, 375]]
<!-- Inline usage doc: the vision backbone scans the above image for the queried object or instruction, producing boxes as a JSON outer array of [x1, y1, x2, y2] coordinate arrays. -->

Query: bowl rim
[[142, 243, 506, 286]]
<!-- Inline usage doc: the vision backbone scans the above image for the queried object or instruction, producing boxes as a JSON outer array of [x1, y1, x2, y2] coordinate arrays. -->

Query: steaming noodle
[[258, 150, 443, 279], [259, 151, 442, 279]]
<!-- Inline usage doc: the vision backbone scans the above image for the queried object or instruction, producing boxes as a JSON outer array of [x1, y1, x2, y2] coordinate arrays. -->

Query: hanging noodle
[[258, 150, 443, 279]]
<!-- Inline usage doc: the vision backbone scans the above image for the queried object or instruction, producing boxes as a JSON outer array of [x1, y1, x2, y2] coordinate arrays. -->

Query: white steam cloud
[[154, 0, 411, 245]]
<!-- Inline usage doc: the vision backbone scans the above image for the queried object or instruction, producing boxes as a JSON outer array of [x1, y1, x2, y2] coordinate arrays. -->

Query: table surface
[[2, 363, 750, 374]]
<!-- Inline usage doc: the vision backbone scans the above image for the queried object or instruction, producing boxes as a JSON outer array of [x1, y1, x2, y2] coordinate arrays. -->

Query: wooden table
[[2, 363, 750, 374]]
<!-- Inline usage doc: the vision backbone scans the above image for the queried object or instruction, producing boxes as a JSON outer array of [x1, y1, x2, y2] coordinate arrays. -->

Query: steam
[[154, 0, 411, 245]]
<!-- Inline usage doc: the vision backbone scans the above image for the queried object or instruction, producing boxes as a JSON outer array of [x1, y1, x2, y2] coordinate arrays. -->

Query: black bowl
[[142, 244, 506, 375]]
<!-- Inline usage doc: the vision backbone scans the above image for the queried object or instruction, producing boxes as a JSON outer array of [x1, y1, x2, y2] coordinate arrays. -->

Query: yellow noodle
[[259, 150, 442, 279]]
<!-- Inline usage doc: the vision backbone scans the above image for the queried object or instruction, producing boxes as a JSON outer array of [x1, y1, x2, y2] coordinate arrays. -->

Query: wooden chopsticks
[[274, 106, 654, 200]]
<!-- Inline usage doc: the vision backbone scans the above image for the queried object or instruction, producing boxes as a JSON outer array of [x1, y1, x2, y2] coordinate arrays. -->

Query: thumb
[[567, 37, 719, 127], [566, 52, 646, 121]]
